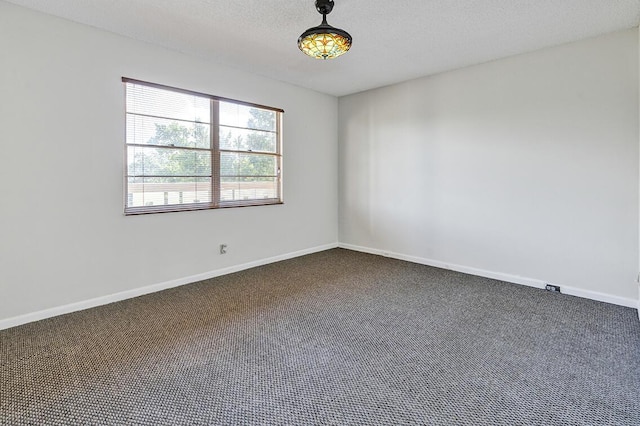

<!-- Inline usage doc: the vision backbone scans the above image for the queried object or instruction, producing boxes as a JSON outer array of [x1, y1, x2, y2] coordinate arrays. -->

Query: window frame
[[123, 77, 284, 215]]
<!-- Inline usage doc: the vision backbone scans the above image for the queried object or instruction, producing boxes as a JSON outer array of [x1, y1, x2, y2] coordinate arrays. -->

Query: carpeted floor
[[1, 248, 639, 425]]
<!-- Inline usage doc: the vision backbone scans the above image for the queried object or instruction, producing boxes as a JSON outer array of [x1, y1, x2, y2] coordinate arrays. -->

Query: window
[[123, 78, 283, 215]]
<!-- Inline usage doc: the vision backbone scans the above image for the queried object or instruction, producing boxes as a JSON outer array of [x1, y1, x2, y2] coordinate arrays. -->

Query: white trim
[[338, 243, 638, 309], [559, 285, 637, 308], [3, 241, 636, 330], [0, 243, 339, 331]]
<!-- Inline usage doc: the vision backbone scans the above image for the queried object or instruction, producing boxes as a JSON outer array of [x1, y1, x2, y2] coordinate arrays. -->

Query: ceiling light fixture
[[298, 0, 352, 60]]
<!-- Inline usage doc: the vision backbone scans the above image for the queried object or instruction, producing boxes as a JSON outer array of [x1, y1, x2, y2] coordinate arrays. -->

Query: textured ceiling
[[5, 0, 640, 96]]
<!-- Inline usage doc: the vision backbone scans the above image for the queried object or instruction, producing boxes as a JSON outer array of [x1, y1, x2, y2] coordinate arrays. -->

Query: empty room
[[1, 0, 639, 425]]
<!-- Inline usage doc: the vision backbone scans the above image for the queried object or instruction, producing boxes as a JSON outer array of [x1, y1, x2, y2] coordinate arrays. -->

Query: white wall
[[1, 3, 637, 328], [0, 2, 338, 325], [339, 29, 639, 305]]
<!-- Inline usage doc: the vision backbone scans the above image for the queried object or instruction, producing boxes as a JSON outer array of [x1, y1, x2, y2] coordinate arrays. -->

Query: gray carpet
[[1, 248, 639, 425]]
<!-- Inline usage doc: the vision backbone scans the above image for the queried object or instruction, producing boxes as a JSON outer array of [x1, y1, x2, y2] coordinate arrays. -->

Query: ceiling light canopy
[[298, 0, 352, 60]]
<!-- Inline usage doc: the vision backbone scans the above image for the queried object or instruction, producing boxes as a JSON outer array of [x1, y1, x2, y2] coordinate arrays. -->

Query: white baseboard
[[338, 243, 638, 309], [3, 241, 636, 330], [0, 243, 339, 331]]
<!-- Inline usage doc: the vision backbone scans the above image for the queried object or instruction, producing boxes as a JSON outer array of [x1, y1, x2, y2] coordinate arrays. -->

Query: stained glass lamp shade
[[298, 0, 352, 60]]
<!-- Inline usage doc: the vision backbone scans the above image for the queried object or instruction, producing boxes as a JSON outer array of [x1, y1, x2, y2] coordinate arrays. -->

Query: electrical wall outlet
[[220, 244, 227, 254], [545, 284, 561, 293]]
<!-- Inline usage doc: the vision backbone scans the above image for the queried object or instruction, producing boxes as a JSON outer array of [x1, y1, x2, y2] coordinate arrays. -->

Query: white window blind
[[123, 78, 283, 215]]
